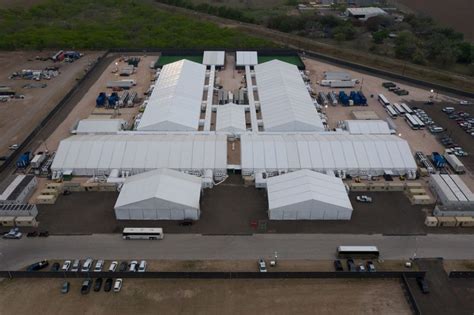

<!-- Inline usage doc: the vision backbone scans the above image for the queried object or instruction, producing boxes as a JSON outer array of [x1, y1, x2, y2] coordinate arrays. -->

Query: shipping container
[[431, 152, 446, 168], [445, 153, 465, 174], [31, 153, 46, 169]]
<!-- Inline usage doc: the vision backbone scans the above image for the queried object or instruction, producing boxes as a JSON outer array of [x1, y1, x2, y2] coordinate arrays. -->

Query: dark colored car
[[179, 219, 193, 226], [93, 278, 103, 292], [104, 278, 113, 292], [26, 231, 38, 237], [38, 231, 49, 237], [366, 261, 376, 272], [119, 261, 128, 272], [417, 277, 429, 294], [334, 260, 343, 271], [61, 281, 70, 294], [50, 262, 60, 272], [347, 258, 356, 272], [27, 260, 49, 271], [80, 279, 92, 295]]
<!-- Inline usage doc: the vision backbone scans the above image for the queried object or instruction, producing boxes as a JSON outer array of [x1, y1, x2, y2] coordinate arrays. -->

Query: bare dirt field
[[0, 51, 102, 157], [393, 0, 474, 41], [0, 278, 411, 315]]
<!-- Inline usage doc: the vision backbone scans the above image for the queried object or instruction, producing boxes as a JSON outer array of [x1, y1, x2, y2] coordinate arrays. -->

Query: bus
[[337, 246, 380, 258], [378, 94, 390, 106], [400, 103, 414, 115], [413, 115, 425, 129], [405, 113, 420, 130], [386, 105, 398, 118], [122, 228, 164, 240], [393, 103, 406, 115]]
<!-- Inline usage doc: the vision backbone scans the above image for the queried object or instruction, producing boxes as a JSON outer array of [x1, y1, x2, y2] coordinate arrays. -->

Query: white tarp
[[241, 133, 417, 176], [255, 60, 324, 132], [138, 60, 206, 131], [115, 169, 201, 220], [51, 134, 227, 176], [203, 51, 225, 66], [215, 104, 246, 132], [266, 169, 353, 220], [75, 119, 126, 134], [236, 51, 258, 66]]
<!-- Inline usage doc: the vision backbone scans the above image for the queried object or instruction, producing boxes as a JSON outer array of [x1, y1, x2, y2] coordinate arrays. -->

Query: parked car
[[334, 260, 343, 271], [3, 227, 22, 239], [80, 279, 92, 295], [358, 264, 366, 272], [61, 281, 70, 294], [27, 260, 49, 272], [114, 279, 123, 292], [356, 195, 372, 203], [38, 231, 49, 237], [179, 219, 193, 226], [128, 261, 138, 272], [138, 260, 147, 273], [93, 278, 103, 292], [71, 260, 81, 272], [26, 231, 38, 237], [81, 258, 93, 272], [119, 261, 128, 272], [50, 262, 61, 272], [8, 144, 19, 150], [347, 259, 356, 272], [258, 259, 267, 272], [94, 260, 104, 272], [104, 278, 114, 292], [61, 260, 71, 271], [417, 277, 429, 294], [109, 261, 118, 272], [366, 261, 376, 272]]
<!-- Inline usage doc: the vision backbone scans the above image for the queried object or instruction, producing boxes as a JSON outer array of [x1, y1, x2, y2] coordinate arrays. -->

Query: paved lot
[[0, 278, 410, 315], [23, 175, 472, 235], [409, 259, 474, 315]]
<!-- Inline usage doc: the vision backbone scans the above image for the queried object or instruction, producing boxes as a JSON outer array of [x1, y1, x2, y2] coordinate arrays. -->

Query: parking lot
[[0, 277, 411, 315]]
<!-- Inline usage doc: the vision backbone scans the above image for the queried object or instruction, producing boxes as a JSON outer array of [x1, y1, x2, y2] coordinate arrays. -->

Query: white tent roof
[[255, 60, 324, 132], [240, 133, 417, 175], [51, 134, 227, 176], [115, 169, 201, 210], [345, 120, 392, 135], [215, 103, 246, 132], [75, 119, 125, 134], [137, 60, 206, 131], [236, 51, 258, 66], [431, 174, 474, 203], [267, 169, 352, 212], [203, 51, 225, 66]]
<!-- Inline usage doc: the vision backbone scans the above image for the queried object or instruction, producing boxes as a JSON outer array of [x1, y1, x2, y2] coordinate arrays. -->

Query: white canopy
[[266, 170, 353, 220], [344, 120, 392, 135], [255, 60, 324, 132], [75, 119, 126, 134], [236, 51, 258, 66], [240, 133, 417, 176], [51, 134, 227, 177], [138, 60, 206, 131], [203, 51, 225, 66], [215, 104, 246, 132], [115, 169, 201, 220]]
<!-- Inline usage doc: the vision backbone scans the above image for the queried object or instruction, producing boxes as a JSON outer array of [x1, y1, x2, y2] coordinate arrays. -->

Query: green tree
[[372, 29, 388, 44], [394, 30, 418, 59], [457, 42, 473, 64]]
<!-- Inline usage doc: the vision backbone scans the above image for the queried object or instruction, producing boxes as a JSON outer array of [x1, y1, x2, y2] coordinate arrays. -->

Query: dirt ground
[[44, 54, 158, 151], [0, 51, 102, 157], [0, 278, 411, 315]]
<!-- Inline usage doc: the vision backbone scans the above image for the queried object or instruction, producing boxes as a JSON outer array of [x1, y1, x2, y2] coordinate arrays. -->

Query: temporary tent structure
[[215, 103, 246, 133], [266, 169, 353, 220], [114, 169, 202, 220], [75, 119, 126, 134]]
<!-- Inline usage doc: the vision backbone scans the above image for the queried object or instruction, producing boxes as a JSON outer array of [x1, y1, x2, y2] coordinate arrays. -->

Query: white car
[[258, 259, 267, 272], [356, 195, 373, 203], [114, 279, 123, 292], [108, 261, 118, 272], [8, 144, 19, 150], [2, 228, 22, 239], [81, 258, 93, 272], [61, 260, 71, 271], [138, 260, 147, 273], [94, 260, 104, 272], [129, 260, 138, 272]]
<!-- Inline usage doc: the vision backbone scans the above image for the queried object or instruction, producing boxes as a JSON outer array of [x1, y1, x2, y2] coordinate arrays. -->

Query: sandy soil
[[44, 55, 157, 151], [0, 278, 410, 315], [0, 51, 102, 157]]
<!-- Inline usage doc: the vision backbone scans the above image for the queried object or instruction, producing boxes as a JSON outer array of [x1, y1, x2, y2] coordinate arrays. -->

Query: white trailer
[[320, 80, 356, 88], [106, 80, 136, 89], [445, 153, 465, 174], [31, 153, 46, 169]]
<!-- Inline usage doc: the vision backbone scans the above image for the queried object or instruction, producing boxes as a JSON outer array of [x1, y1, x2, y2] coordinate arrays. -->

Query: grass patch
[[156, 55, 203, 67], [258, 55, 304, 67], [0, 0, 272, 50]]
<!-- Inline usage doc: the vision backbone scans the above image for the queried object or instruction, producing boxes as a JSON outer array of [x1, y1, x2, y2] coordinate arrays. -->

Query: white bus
[[413, 115, 425, 129], [378, 94, 390, 106], [337, 246, 380, 258], [393, 103, 406, 115], [386, 105, 398, 118], [400, 103, 414, 115], [405, 113, 420, 130], [122, 228, 164, 240]]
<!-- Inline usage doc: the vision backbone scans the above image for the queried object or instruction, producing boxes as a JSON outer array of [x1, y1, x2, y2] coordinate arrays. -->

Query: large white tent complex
[[114, 169, 202, 220], [137, 60, 206, 131], [240, 133, 417, 177], [266, 169, 353, 220], [255, 60, 324, 132], [51, 134, 227, 179], [344, 120, 392, 135], [215, 104, 247, 133]]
